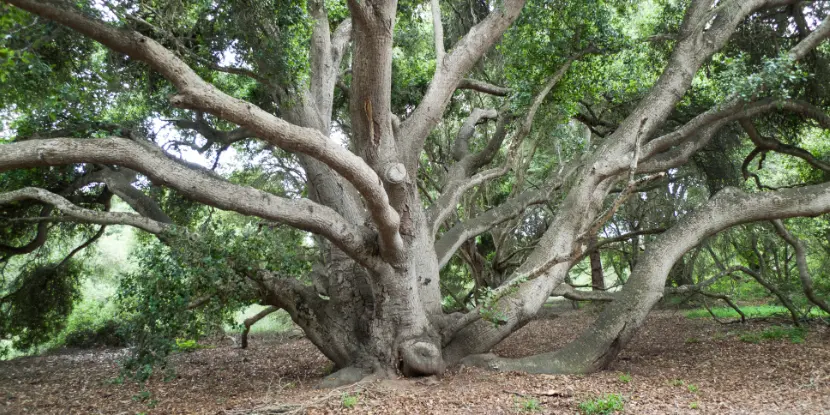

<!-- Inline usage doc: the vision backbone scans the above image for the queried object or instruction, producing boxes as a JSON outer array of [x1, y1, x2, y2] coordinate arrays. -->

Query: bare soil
[[2, 308, 829, 414]]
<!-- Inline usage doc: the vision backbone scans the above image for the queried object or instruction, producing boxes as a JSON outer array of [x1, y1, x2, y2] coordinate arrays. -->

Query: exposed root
[[399, 340, 444, 376], [317, 366, 369, 389]]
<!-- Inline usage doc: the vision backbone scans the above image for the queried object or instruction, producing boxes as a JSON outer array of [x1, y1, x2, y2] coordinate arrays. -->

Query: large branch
[[789, 13, 830, 61], [456, 79, 512, 97], [447, 0, 814, 367], [4, 0, 403, 263], [0, 138, 380, 267], [638, 99, 830, 173], [636, 12, 830, 173], [462, 179, 830, 373], [399, 0, 526, 168]]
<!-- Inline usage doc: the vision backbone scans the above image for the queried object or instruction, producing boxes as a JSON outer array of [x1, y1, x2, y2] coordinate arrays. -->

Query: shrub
[[63, 320, 127, 348], [740, 326, 806, 344], [578, 394, 624, 414], [516, 397, 542, 412], [57, 290, 127, 348], [341, 392, 359, 409], [761, 326, 805, 343], [174, 338, 211, 352], [618, 372, 632, 384]]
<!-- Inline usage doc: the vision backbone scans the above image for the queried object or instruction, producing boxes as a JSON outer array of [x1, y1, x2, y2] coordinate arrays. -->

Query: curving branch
[[0, 138, 379, 267], [451, 108, 499, 161], [788, 13, 830, 61], [739, 118, 830, 172], [434, 184, 556, 269], [0, 205, 53, 255], [239, 306, 280, 349], [0, 187, 170, 235], [428, 165, 510, 237], [463, 180, 830, 373], [4, 0, 403, 264]]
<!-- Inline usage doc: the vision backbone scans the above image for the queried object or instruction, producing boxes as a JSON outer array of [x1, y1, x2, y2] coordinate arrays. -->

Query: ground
[[2, 307, 829, 414]]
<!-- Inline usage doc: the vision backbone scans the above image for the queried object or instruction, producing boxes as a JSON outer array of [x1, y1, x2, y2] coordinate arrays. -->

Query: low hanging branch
[[0, 139, 381, 268], [0, 187, 171, 235]]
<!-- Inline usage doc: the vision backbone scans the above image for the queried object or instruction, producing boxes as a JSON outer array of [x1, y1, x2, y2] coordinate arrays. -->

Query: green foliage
[[740, 326, 806, 344], [341, 392, 359, 409], [689, 401, 700, 410], [477, 277, 526, 326], [687, 384, 699, 394], [1, 260, 84, 355], [515, 396, 543, 413], [578, 393, 625, 415], [174, 338, 211, 353], [478, 287, 509, 326], [685, 305, 828, 320], [717, 52, 809, 102], [617, 372, 632, 384], [114, 216, 311, 378]]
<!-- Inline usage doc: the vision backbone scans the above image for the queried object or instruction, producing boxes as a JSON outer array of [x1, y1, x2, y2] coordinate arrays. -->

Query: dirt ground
[[2, 308, 829, 414]]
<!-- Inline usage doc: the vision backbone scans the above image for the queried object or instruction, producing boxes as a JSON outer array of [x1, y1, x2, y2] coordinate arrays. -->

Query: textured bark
[[240, 306, 279, 349], [588, 236, 605, 291]]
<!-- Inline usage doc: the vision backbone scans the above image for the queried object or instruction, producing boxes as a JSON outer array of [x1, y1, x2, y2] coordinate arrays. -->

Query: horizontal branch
[[457, 79, 512, 97], [0, 138, 379, 266], [0, 187, 169, 234]]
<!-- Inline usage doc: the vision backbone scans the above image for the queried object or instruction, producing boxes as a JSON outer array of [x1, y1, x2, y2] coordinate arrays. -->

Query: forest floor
[[2, 306, 829, 414]]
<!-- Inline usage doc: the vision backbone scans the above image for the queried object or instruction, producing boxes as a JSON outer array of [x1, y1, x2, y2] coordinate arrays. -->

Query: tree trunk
[[589, 236, 605, 290]]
